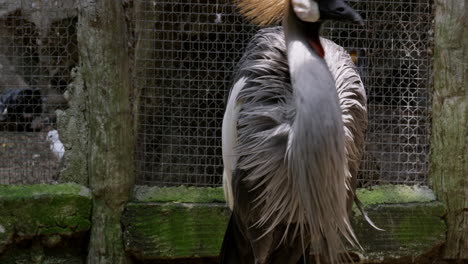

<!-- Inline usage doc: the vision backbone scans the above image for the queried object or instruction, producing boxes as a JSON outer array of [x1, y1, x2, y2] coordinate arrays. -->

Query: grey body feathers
[[221, 26, 367, 263]]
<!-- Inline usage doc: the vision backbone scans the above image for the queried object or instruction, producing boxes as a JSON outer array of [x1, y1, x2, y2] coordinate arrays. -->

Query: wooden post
[[430, 0, 468, 259], [77, 0, 135, 263]]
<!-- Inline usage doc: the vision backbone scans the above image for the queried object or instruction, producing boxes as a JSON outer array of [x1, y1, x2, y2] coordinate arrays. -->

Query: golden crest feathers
[[235, 0, 286, 26]]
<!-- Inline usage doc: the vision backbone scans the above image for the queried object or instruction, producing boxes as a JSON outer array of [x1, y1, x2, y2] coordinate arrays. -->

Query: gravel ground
[[0, 131, 60, 184]]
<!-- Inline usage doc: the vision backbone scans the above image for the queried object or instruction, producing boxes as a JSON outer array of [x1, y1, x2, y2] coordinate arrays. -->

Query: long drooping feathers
[[222, 26, 368, 263], [321, 37, 368, 210], [284, 8, 358, 260]]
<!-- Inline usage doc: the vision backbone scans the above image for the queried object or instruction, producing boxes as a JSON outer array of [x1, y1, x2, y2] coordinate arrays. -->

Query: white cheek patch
[[292, 0, 320, 22]]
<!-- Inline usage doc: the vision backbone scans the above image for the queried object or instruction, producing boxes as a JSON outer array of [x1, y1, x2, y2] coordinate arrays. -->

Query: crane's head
[[236, 0, 363, 26]]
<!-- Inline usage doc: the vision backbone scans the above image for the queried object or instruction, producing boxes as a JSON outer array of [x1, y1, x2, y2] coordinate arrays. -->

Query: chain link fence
[[0, 0, 433, 187], [0, 1, 77, 184]]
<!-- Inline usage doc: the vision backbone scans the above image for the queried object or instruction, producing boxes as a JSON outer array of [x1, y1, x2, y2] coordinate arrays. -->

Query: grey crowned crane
[[220, 0, 369, 263]]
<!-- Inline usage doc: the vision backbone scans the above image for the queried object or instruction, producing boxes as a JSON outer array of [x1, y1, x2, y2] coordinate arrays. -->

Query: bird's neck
[[283, 3, 325, 58], [282, 5, 350, 258], [283, 0, 345, 172], [283, 3, 337, 101]]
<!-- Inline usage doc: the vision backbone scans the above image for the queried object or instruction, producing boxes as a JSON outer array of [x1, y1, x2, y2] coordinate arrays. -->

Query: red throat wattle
[[306, 23, 325, 58]]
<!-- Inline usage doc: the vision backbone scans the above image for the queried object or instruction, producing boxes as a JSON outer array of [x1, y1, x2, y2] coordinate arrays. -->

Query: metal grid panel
[[136, 0, 434, 187], [0, 1, 77, 184], [135, 0, 434, 187], [135, 0, 256, 186], [321, 0, 433, 186], [0, 0, 433, 186]]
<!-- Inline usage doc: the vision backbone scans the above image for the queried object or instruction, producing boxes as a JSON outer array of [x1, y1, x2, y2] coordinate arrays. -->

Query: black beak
[[319, 0, 364, 26]]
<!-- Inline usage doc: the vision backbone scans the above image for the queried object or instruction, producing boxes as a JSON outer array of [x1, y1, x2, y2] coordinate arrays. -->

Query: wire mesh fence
[[0, 1, 77, 184], [0, 0, 433, 187], [135, 0, 434, 187], [322, 0, 434, 186], [134, 0, 256, 186]]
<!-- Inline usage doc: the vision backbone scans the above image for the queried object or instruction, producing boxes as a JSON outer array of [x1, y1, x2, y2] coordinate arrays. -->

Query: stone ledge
[[0, 184, 446, 261], [0, 183, 92, 253], [124, 185, 446, 261], [133, 184, 437, 205]]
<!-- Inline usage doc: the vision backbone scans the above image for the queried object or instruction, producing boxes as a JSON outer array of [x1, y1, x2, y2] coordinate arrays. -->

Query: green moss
[[356, 185, 436, 206], [134, 185, 436, 206], [0, 183, 91, 199], [123, 200, 446, 259], [0, 184, 92, 252], [123, 202, 229, 259], [124, 185, 445, 259], [134, 186, 225, 203], [352, 202, 446, 259], [395, 204, 446, 246]]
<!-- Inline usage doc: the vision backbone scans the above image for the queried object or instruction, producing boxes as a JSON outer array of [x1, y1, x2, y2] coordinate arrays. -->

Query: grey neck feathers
[[282, 3, 357, 261], [283, 4, 341, 120], [283, 4, 345, 149]]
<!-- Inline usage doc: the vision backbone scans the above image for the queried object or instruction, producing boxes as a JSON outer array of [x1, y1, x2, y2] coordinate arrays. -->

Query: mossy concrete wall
[[0, 183, 92, 264], [0, 184, 447, 263], [123, 185, 446, 262]]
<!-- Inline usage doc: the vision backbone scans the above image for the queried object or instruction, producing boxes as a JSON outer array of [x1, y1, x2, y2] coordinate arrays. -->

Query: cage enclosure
[[134, 0, 432, 189], [0, 0, 466, 263]]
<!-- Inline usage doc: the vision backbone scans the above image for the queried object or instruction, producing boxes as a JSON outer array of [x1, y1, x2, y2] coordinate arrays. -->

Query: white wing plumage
[[222, 77, 248, 209]]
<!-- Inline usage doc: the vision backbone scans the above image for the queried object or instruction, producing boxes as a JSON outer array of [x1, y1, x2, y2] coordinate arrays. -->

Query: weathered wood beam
[[122, 185, 446, 261], [430, 0, 468, 259], [77, 0, 135, 263], [58, 68, 89, 185]]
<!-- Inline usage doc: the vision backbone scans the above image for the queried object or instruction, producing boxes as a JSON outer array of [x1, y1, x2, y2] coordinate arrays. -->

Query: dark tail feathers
[[219, 213, 254, 264], [219, 213, 311, 264]]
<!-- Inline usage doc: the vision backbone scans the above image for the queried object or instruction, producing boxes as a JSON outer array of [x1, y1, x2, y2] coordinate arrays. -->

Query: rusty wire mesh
[[135, 0, 434, 187], [0, 1, 77, 184]]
